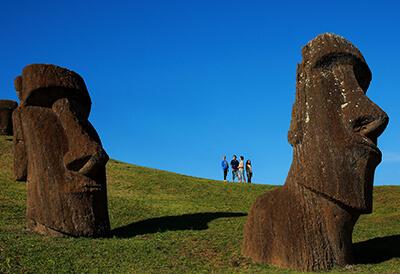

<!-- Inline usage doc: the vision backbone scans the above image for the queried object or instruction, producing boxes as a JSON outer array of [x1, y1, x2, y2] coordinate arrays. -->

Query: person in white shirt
[[238, 156, 245, 183]]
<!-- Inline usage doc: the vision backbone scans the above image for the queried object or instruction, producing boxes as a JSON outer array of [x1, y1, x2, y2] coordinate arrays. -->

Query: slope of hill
[[0, 136, 399, 273]]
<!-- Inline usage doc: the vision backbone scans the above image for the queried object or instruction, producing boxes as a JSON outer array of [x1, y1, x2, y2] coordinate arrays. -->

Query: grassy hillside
[[0, 136, 399, 273]]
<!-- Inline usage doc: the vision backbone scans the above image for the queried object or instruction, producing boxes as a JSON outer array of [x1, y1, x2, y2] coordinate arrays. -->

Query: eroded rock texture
[[13, 64, 110, 237], [242, 33, 389, 271], [0, 100, 17, 135]]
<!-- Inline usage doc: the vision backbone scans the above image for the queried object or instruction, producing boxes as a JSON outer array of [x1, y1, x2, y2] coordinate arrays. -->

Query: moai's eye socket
[[24, 87, 85, 108], [353, 61, 371, 93], [313, 52, 371, 93], [22, 87, 91, 120]]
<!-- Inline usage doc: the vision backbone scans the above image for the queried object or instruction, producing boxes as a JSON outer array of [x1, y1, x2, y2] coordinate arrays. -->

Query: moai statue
[[0, 99, 17, 135], [242, 33, 389, 271], [13, 64, 110, 237]]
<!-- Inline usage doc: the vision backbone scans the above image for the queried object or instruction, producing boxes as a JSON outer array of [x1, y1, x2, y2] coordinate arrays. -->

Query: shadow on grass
[[112, 212, 247, 238], [354, 234, 400, 264]]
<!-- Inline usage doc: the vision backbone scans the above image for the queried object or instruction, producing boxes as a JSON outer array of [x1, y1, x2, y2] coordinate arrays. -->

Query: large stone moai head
[[0, 100, 17, 135], [288, 33, 388, 212], [13, 64, 110, 237], [242, 33, 389, 271]]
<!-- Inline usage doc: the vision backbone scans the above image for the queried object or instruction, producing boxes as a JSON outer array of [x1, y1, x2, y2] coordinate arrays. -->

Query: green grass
[[0, 136, 399, 273]]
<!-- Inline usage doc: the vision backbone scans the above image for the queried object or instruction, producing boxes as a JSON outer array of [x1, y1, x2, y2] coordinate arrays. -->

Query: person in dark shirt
[[230, 155, 239, 182], [221, 155, 229, 181], [246, 159, 253, 183]]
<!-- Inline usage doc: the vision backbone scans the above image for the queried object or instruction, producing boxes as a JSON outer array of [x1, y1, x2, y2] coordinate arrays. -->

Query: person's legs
[[224, 169, 228, 181], [232, 170, 236, 182], [247, 172, 252, 183]]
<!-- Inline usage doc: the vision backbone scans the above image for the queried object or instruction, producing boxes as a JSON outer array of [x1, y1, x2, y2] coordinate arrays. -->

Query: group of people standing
[[221, 155, 253, 183]]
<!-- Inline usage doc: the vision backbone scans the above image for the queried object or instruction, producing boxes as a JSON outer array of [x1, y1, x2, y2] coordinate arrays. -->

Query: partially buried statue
[[0, 99, 17, 135], [13, 64, 110, 237], [242, 33, 389, 271]]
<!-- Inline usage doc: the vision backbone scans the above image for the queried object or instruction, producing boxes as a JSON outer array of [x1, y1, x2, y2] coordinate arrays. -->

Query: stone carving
[[0, 100, 17, 135], [242, 33, 389, 271], [13, 64, 110, 237]]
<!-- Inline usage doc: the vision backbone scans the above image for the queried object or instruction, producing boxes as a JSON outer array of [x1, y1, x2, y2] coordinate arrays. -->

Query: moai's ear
[[14, 76, 23, 100], [288, 64, 305, 146], [12, 109, 28, 181]]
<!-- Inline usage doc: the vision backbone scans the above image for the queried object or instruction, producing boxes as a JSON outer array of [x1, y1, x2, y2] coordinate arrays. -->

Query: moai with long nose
[[242, 33, 388, 271], [0, 99, 17, 135], [13, 64, 110, 237]]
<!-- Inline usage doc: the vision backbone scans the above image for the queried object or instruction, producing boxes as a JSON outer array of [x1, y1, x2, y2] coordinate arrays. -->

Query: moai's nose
[[52, 98, 109, 179], [350, 97, 389, 145]]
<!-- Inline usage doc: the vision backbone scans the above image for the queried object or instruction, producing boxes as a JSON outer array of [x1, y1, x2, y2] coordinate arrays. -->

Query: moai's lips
[[81, 183, 103, 192], [357, 135, 382, 156]]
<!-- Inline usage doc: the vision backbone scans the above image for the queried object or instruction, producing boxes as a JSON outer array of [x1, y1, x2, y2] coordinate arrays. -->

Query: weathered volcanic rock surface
[[0, 100, 17, 135], [13, 64, 110, 237], [242, 33, 389, 271]]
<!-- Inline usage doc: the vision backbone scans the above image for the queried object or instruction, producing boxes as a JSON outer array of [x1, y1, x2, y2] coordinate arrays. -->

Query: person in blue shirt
[[221, 155, 229, 181]]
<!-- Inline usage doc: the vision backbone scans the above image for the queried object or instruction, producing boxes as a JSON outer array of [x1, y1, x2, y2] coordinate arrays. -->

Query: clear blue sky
[[1, 1, 399, 185]]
